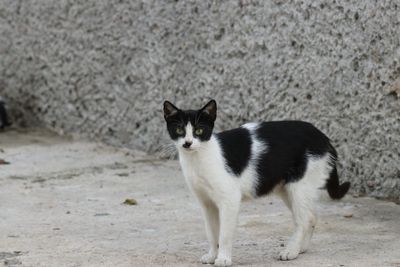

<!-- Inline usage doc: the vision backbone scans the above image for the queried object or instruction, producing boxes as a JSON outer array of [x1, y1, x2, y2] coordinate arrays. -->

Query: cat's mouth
[[182, 146, 196, 152]]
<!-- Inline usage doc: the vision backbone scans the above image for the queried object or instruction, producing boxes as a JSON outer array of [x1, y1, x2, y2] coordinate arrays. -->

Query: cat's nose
[[183, 141, 192, 148]]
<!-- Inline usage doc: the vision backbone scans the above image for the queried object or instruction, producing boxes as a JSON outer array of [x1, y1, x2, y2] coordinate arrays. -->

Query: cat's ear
[[163, 101, 179, 119], [200, 99, 217, 121]]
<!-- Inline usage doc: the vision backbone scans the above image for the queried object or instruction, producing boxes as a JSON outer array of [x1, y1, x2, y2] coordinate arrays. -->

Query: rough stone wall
[[0, 0, 399, 199]]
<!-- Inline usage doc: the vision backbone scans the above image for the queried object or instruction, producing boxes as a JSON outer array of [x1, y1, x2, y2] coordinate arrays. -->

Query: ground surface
[[0, 128, 399, 267]]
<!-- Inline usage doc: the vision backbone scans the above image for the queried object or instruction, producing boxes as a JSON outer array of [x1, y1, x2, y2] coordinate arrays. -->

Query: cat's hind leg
[[278, 155, 331, 260], [278, 181, 317, 260]]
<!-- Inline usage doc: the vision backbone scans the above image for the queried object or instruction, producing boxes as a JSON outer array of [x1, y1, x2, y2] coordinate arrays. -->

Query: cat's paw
[[200, 252, 217, 264], [279, 247, 300, 261], [214, 257, 232, 267]]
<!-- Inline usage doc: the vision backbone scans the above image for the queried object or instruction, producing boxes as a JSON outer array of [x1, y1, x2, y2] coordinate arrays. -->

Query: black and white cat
[[163, 99, 350, 266]]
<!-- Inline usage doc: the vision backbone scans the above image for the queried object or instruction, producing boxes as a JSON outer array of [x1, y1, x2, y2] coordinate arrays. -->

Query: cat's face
[[163, 100, 217, 152]]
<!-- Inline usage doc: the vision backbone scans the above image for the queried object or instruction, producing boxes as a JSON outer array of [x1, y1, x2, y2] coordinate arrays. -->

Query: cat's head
[[163, 100, 217, 152]]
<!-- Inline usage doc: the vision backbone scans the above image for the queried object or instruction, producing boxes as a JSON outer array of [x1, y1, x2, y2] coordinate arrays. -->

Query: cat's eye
[[176, 127, 184, 135], [194, 128, 204, 135]]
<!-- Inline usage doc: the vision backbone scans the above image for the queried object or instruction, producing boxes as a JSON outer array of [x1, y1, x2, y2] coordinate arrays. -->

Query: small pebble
[[94, 213, 110, 216], [0, 159, 10, 165], [123, 198, 138, 205]]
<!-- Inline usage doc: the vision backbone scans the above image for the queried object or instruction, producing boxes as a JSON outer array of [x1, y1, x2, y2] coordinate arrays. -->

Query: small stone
[[0, 159, 10, 165], [343, 213, 353, 218], [123, 198, 137, 205], [4, 259, 21, 266], [94, 213, 110, 216], [7, 235, 19, 238]]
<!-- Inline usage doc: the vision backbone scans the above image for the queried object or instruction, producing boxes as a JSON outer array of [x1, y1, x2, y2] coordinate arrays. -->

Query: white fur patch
[[241, 122, 259, 131], [239, 122, 267, 199], [185, 123, 194, 144]]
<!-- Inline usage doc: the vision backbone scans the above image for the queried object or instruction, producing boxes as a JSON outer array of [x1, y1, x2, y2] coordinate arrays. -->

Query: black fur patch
[[254, 121, 333, 196], [216, 128, 252, 176]]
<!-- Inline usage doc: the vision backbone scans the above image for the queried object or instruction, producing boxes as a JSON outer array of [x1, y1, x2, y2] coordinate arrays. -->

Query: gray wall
[[1, 0, 399, 199]]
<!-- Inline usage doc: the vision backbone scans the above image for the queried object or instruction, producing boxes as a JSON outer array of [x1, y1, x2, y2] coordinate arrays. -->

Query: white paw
[[279, 247, 300, 261], [200, 252, 217, 264], [214, 257, 232, 267]]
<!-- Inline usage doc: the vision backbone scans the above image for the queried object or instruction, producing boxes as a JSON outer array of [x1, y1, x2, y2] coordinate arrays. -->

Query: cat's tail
[[326, 145, 350, 199], [327, 166, 350, 199]]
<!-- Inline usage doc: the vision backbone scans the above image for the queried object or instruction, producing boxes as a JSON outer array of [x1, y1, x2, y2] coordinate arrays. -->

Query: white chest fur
[[178, 135, 259, 203]]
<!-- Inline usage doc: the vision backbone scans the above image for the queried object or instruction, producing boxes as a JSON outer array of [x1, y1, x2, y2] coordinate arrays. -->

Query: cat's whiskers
[[156, 143, 177, 160]]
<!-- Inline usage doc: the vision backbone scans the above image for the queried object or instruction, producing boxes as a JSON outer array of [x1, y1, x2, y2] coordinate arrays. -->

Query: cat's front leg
[[197, 196, 219, 264], [214, 191, 241, 267]]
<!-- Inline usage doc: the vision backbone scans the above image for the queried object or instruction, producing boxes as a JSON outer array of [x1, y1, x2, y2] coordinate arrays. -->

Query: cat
[[0, 97, 11, 129], [163, 99, 350, 266]]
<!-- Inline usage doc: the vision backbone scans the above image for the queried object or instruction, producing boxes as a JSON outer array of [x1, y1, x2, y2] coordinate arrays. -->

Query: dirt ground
[[1, 128, 399, 267]]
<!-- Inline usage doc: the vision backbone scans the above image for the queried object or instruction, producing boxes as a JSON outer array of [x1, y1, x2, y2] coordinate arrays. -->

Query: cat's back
[[217, 120, 330, 155], [254, 120, 334, 195], [215, 120, 329, 177], [256, 120, 331, 151], [216, 120, 335, 196]]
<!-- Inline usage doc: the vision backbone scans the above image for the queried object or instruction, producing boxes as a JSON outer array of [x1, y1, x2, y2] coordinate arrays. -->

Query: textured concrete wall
[[1, 0, 399, 199]]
